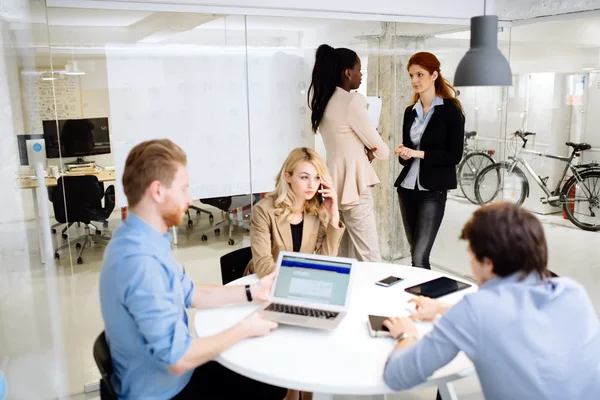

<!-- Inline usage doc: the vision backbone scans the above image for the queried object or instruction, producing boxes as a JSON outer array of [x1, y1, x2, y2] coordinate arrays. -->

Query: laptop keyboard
[[266, 303, 338, 319]]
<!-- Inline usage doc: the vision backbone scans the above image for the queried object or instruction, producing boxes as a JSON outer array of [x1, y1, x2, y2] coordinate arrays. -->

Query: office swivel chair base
[[54, 224, 111, 264], [186, 206, 214, 227], [199, 215, 250, 246]]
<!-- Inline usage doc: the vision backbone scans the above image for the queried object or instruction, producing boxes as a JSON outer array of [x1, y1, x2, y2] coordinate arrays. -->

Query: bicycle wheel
[[474, 162, 528, 205], [561, 169, 600, 231], [458, 152, 495, 204]]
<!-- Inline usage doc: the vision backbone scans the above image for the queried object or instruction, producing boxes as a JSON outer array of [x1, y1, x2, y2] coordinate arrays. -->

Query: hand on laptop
[[408, 296, 451, 322], [239, 312, 278, 338], [251, 271, 277, 301]]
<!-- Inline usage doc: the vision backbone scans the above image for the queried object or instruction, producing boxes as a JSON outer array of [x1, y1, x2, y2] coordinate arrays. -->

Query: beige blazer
[[244, 197, 345, 278], [319, 87, 390, 209]]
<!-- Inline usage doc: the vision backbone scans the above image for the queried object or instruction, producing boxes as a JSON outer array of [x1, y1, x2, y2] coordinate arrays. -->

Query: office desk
[[16, 169, 116, 189], [16, 168, 116, 264], [195, 263, 476, 400]]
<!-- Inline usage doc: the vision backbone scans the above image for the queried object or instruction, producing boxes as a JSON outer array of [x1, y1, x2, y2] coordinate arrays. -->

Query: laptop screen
[[273, 254, 352, 306]]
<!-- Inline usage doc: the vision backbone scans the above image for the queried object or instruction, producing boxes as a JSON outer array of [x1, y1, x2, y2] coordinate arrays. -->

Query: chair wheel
[[51, 229, 56, 234], [62, 233, 68, 240], [188, 220, 193, 227], [196, 210, 201, 216], [201, 235, 208, 241], [54, 252, 60, 260], [77, 257, 83, 265], [75, 243, 82, 250], [103, 221, 109, 228], [228, 239, 235, 245], [215, 229, 220, 236], [209, 215, 214, 222], [96, 230, 102, 235]]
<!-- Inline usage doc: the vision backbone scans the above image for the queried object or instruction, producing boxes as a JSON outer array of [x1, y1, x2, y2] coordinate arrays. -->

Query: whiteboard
[[106, 31, 315, 206], [246, 49, 314, 194]]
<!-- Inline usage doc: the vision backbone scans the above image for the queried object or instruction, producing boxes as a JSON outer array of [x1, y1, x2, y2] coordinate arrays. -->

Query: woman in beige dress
[[308, 44, 389, 262]]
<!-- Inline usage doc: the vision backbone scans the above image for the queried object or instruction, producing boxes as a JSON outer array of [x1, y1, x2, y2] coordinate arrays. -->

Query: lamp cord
[[484, 0, 487, 15]]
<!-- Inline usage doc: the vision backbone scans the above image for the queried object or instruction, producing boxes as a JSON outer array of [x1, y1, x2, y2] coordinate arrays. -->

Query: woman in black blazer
[[394, 52, 465, 269]]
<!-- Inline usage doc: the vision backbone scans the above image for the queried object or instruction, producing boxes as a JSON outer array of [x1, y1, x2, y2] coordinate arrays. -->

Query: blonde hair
[[122, 139, 187, 207], [267, 147, 331, 225]]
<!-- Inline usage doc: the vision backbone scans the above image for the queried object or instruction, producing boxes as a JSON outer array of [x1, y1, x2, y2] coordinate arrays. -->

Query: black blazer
[[394, 98, 465, 191]]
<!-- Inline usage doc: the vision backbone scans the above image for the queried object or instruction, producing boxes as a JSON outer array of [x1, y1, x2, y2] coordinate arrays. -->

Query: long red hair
[[408, 52, 463, 114]]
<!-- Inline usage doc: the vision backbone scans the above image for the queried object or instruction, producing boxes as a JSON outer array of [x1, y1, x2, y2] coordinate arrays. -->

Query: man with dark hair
[[383, 202, 600, 400]]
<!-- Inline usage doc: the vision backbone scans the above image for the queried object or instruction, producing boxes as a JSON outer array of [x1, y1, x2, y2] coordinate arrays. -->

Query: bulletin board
[[20, 69, 82, 134]]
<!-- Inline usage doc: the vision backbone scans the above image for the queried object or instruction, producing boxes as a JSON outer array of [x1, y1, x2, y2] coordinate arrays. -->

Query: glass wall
[[0, 0, 74, 398], [1, 2, 600, 398]]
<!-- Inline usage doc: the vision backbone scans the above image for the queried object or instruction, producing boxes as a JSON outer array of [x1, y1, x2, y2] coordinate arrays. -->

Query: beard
[[160, 198, 186, 228]]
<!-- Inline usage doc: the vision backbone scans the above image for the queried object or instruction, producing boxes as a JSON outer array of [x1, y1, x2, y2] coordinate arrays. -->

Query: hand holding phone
[[317, 184, 325, 205], [367, 315, 392, 337], [376, 276, 404, 287]]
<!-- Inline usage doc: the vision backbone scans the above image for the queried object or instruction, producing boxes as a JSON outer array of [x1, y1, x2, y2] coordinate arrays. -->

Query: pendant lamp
[[454, 12, 512, 87]]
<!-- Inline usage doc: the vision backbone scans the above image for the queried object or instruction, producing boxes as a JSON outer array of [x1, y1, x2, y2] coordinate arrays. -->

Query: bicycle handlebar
[[514, 130, 536, 140]]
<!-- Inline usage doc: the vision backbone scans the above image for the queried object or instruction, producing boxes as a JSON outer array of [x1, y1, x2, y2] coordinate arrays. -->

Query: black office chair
[[185, 203, 214, 227], [51, 175, 115, 264], [220, 246, 252, 285], [93, 331, 118, 400], [199, 194, 261, 246]]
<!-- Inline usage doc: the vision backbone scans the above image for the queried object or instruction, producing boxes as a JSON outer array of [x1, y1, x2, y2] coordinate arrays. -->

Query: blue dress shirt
[[99, 213, 195, 400], [384, 272, 600, 399]]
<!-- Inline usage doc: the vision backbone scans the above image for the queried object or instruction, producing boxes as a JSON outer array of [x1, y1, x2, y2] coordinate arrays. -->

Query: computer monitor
[[42, 117, 111, 161], [17, 134, 44, 166]]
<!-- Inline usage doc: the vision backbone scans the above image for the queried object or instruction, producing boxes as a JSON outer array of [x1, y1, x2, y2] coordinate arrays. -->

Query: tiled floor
[[0, 197, 598, 400]]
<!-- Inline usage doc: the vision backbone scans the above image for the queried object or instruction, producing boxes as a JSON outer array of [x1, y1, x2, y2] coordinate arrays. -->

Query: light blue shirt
[[0, 370, 5, 400], [99, 213, 195, 400], [384, 273, 600, 399], [400, 96, 444, 191]]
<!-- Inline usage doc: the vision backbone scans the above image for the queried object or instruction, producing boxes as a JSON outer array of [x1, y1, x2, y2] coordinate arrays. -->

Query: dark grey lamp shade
[[454, 15, 512, 87]]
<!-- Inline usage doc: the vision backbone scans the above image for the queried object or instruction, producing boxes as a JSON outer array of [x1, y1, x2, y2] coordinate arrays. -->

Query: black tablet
[[404, 277, 471, 299]]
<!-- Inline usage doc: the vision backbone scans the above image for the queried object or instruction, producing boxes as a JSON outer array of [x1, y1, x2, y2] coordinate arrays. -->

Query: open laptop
[[258, 251, 357, 330]]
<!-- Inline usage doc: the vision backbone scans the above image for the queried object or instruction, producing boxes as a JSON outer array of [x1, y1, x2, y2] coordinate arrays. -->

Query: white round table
[[194, 262, 477, 400]]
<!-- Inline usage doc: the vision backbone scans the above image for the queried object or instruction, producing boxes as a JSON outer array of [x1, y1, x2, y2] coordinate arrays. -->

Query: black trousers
[[397, 187, 447, 270], [172, 361, 287, 400]]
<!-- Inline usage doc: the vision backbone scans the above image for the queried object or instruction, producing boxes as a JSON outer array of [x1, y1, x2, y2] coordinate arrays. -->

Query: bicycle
[[456, 131, 496, 204], [474, 130, 600, 231]]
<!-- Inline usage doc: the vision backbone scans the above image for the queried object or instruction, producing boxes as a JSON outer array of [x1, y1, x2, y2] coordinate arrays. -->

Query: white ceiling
[[436, 13, 600, 48], [45, 8, 152, 27], [7, 3, 600, 69]]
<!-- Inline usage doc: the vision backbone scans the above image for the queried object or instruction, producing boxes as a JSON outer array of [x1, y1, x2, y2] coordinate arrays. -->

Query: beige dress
[[318, 87, 390, 261]]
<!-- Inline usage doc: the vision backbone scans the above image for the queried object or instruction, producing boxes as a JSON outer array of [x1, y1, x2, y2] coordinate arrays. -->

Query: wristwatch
[[398, 332, 418, 341], [245, 284, 253, 302]]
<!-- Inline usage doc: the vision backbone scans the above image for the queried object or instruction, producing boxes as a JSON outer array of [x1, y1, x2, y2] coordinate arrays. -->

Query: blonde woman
[[245, 147, 345, 278]]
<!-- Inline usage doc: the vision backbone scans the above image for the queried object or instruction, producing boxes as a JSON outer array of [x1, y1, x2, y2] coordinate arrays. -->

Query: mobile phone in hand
[[318, 184, 324, 205], [367, 315, 392, 338]]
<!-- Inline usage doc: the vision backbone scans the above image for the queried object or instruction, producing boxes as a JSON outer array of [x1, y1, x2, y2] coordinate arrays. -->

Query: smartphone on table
[[376, 276, 404, 287]]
